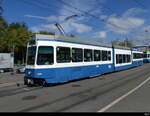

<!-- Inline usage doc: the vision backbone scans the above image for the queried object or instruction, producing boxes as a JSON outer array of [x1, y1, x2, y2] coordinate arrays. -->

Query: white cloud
[[104, 8, 146, 35], [93, 31, 107, 39], [30, 24, 58, 33], [123, 8, 147, 17], [41, 24, 58, 31], [100, 15, 108, 20], [28, 0, 105, 35], [24, 14, 59, 22], [106, 17, 144, 34], [134, 25, 150, 44], [89, 9, 102, 15], [142, 26, 150, 32], [70, 22, 92, 34]]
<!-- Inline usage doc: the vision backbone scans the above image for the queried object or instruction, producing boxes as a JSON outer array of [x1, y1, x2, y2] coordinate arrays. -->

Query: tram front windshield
[[27, 46, 36, 65], [37, 46, 54, 65]]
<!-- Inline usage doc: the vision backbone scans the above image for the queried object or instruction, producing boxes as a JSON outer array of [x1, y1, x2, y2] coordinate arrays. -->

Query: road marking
[[0, 81, 23, 88], [23, 88, 30, 91], [98, 76, 150, 112]]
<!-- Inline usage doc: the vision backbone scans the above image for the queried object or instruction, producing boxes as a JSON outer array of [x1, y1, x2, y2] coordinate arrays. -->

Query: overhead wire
[[20, 0, 147, 45], [35, 0, 82, 16], [96, 0, 142, 40], [57, 0, 130, 32], [22, 0, 107, 35], [57, 0, 146, 45], [132, 0, 147, 9], [21, 0, 69, 17]]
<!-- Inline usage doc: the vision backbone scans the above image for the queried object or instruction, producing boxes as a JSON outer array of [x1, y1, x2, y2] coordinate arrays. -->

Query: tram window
[[37, 46, 54, 65], [84, 49, 93, 62], [125, 55, 128, 63], [27, 46, 36, 65], [108, 51, 111, 61], [127, 55, 131, 62], [133, 53, 143, 59], [143, 54, 147, 58], [57, 47, 71, 63], [133, 53, 136, 59], [94, 50, 101, 61], [137, 53, 140, 59], [119, 54, 123, 64], [123, 55, 126, 63], [102, 50, 107, 61], [140, 53, 142, 59], [72, 48, 83, 62], [116, 54, 119, 64]]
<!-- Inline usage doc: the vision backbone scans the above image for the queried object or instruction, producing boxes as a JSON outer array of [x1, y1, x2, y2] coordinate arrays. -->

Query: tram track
[[0, 64, 145, 99], [18, 64, 150, 112], [0, 85, 43, 98]]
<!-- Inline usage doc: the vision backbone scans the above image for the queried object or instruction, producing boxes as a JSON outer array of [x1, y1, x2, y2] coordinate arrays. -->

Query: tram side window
[[123, 55, 126, 63], [94, 50, 101, 61], [37, 46, 54, 65], [102, 50, 107, 61], [27, 47, 36, 65], [133, 53, 136, 59], [140, 53, 143, 58], [108, 51, 111, 61], [72, 48, 83, 62], [84, 49, 93, 62], [116, 54, 119, 64], [143, 53, 147, 58], [119, 54, 123, 64], [125, 55, 128, 63], [116, 54, 131, 64], [57, 47, 71, 63], [127, 55, 131, 62], [134, 53, 143, 59]]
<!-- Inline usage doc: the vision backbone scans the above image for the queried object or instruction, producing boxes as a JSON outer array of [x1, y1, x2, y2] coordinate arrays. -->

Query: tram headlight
[[28, 71, 32, 75]]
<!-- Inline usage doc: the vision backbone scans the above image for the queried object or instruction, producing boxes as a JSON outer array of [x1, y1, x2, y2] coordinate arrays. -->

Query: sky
[[2, 0, 150, 45]]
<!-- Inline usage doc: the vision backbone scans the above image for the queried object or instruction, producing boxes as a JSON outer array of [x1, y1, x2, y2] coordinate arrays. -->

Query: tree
[[118, 39, 134, 48], [6, 22, 32, 64], [38, 31, 55, 35], [111, 40, 119, 47], [0, 20, 32, 64], [111, 39, 134, 48], [0, 16, 8, 52]]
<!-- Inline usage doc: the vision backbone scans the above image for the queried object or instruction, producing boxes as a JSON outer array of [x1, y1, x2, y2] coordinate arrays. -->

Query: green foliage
[[111, 39, 134, 48], [37, 31, 55, 35], [0, 17, 32, 64]]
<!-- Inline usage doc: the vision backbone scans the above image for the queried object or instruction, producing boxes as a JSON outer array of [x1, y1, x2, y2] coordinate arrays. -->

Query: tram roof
[[34, 34, 131, 50]]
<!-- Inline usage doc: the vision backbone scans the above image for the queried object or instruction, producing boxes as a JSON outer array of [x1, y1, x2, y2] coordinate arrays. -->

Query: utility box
[[0, 53, 14, 73]]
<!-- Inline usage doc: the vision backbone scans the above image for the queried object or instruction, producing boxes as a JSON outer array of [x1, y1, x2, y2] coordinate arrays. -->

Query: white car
[[16, 66, 25, 73]]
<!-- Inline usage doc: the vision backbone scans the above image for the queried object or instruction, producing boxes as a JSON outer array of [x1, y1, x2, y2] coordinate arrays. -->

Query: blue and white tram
[[114, 47, 132, 71], [24, 34, 144, 86], [143, 51, 150, 63], [132, 50, 144, 66], [25, 34, 114, 85]]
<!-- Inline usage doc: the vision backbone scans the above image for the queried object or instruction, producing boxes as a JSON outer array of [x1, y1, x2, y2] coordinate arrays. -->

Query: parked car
[[16, 66, 25, 73]]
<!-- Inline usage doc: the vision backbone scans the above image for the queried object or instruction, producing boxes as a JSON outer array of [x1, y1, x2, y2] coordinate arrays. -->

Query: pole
[[10, 45, 15, 75], [145, 30, 148, 52]]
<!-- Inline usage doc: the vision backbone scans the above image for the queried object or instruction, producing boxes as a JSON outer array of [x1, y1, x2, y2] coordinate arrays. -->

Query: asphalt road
[[0, 63, 150, 112]]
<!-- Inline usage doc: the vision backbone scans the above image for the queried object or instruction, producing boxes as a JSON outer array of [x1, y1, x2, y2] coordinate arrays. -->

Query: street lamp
[[145, 30, 149, 52]]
